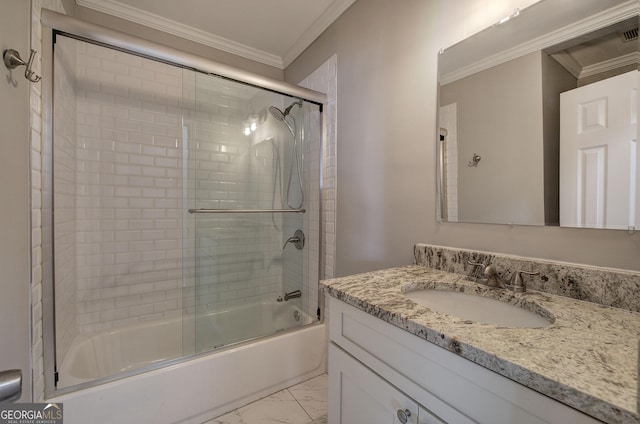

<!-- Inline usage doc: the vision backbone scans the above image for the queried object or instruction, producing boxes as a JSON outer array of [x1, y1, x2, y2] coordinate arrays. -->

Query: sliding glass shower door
[[182, 71, 320, 354], [50, 33, 321, 390]]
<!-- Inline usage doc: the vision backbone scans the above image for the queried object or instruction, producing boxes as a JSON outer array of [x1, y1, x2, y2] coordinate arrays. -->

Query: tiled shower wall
[[298, 54, 338, 281], [61, 38, 310, 334], [279, 100, 322, 317], [184, 76, 295, 315], [70, 39, 186, 336]]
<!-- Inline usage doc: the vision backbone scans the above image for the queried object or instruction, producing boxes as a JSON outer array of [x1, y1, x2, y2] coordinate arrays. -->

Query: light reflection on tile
[[288, 374, 328, 420], [209, 389, 312, 424], [206, 374, 328, 424]]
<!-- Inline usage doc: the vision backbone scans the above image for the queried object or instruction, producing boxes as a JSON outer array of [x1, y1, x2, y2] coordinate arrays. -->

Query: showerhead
[[269, 99, 302, 122], [269, 106, 285, 121]]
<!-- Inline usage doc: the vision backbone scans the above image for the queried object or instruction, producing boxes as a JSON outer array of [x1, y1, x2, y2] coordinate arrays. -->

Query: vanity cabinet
[[330, 344, 443, 423], [327, 297, 602, 424]]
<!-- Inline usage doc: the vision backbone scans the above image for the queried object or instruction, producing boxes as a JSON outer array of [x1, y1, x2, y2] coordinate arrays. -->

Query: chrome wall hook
[[468, 153, 481, 167], [3, 49, 41, 82]]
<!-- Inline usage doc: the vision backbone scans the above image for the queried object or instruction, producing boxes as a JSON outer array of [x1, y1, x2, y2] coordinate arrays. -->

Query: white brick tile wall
[[298, 54, 338, 282]]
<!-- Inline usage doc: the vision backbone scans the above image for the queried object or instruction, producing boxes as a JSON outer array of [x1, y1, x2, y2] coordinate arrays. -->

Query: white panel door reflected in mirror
[[560, 70, 638, 229]]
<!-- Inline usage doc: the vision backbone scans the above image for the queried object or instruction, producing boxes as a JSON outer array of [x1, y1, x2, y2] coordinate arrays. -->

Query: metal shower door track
[[39, 9, 327, 107]]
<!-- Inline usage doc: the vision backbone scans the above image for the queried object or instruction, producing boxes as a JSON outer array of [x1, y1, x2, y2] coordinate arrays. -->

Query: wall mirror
[[437, 0, 639, 230]]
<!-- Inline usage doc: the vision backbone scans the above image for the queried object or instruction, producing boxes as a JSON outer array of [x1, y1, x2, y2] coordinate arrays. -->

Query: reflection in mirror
[[437, 0, 639, 229]]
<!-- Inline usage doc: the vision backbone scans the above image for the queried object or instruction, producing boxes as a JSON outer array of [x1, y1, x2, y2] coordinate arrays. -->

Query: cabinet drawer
[[329, 297, 602, 424], [329, 343, 424, 424]]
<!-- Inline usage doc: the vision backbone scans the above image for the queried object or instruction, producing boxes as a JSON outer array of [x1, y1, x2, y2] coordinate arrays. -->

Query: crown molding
[[77, 0, 356, 70], [579, 51, 640, 79], [551, 50, 640, 81], [550, 51, 582, 79], [282, 0, 357, 68], [76, 0, 284, 68], [440, 0, 638, 85]]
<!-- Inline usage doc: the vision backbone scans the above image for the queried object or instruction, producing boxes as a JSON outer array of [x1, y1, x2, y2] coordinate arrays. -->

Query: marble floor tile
[[287, 374, 328, 420], [204, 374, 328, 424], [207, 389, 313, 424]]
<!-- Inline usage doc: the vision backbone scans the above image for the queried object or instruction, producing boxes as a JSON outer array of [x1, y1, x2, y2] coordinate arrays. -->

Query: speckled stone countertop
[[322, 265, 640, 424]]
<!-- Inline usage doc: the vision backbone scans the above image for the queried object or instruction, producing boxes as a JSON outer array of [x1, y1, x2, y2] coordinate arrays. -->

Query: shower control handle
[[282, 229, 305, 250]]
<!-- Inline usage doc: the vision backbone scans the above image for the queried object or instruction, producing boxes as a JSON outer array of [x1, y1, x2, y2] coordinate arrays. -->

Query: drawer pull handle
[[397, 408, 411, 423]]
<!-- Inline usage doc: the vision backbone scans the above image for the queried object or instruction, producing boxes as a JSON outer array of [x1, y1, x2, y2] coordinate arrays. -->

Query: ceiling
[[76, 0, 357, 69], [548, 16, 639, 81]]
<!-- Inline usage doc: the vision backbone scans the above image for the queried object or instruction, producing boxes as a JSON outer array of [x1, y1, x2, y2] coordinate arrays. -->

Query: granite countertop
[[321, 265, 640, 424]]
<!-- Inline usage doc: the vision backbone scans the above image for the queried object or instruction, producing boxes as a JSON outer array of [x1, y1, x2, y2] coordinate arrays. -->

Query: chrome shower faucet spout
[[482, 265, 508, 288], [283, 290, 302, 301]]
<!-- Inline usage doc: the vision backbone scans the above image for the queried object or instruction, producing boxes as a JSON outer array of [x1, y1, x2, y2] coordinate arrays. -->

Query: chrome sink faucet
[[468, 261, 539, 293]]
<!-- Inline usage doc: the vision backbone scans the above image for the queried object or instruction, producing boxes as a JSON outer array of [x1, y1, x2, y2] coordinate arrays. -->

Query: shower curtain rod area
[[40, 9, 327, 106]]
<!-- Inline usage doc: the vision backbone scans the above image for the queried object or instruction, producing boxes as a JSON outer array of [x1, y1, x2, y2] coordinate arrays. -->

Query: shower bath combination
[[39, 9, 326, 423]]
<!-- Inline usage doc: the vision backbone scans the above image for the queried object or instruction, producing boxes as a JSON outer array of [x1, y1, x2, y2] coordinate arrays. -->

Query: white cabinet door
[[418, 406, 445, 424], [329, 343, 422, 424], [560, 70, 638, 229]]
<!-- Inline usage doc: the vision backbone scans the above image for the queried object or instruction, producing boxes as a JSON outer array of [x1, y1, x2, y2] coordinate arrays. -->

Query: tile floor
[[204, 374, 328, 424]]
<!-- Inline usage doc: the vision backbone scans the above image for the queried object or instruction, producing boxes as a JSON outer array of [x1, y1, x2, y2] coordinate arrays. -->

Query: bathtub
[[52, 300, 326, 424]]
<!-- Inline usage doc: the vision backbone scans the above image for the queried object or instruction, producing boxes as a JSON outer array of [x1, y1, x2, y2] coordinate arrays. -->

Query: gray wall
[[75, 6, 284, 80], [285, 0, 640, 275], [0, 0, 32, 401], [440, 52, 545, 226], [541, 53, 577, 225]]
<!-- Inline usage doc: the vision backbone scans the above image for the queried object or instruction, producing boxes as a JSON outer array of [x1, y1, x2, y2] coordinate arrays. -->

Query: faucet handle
[[282, 229, 305, 250], [467, 261, 486, 280], [282, 236, 300, 250], [508, 270, 539, 292]]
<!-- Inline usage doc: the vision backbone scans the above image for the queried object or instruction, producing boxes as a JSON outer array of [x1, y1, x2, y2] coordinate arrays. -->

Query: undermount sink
[[404, 289, 552, 328]]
